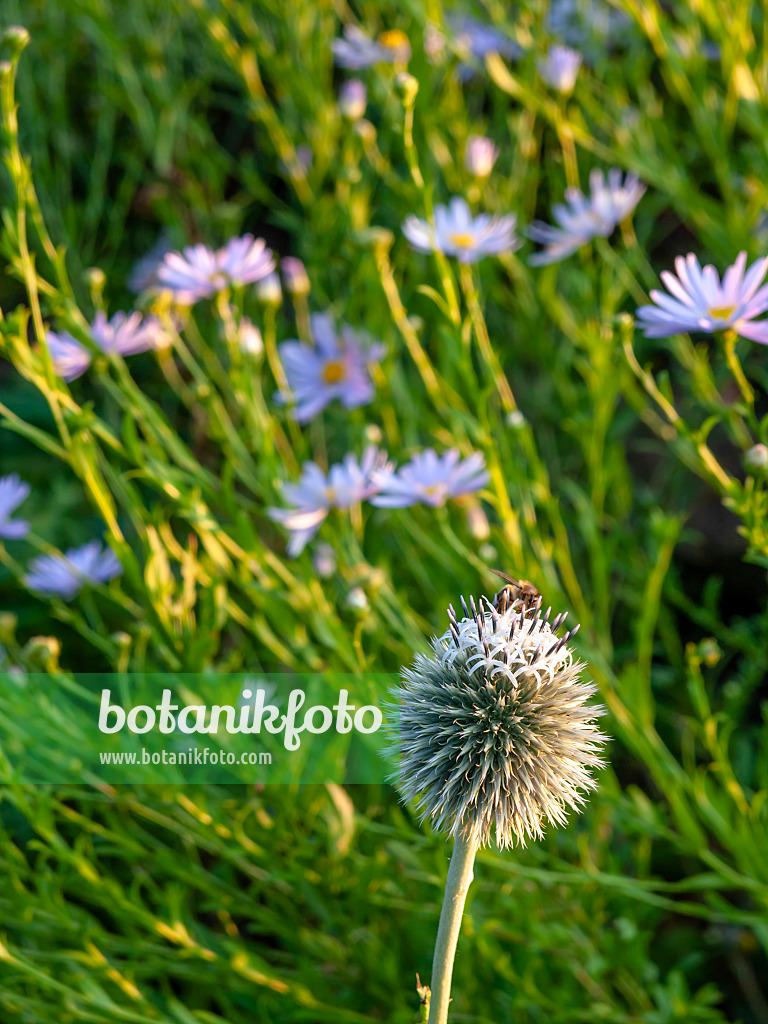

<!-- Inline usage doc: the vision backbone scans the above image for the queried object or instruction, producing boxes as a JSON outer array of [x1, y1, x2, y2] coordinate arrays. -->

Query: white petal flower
[[636, 251, 768, 342], [403, 197, 520, 263], [370, 448, 489, 507], [528, 168, 645, 265]]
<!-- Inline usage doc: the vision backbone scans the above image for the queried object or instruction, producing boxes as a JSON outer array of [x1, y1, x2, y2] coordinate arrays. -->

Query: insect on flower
[[489, 568, 542, 614]]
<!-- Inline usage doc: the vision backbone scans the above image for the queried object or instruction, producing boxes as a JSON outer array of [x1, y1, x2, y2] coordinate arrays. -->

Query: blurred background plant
[[0, 0, 767, 1021]]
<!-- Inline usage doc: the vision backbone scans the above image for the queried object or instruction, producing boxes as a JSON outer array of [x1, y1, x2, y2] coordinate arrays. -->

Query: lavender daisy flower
[[25, 540, 122, 600], [636, 251, 768, 342], [268, 447, 391, 556], [528, 168, 645, 265], [538, 44, 582, 92], [464, 135, 499, 178], [44, 331, 92, 381], [371, 448, 489, 507], [403, 197, 520, 263], [276, 312, 385, 423], [447, 15, 521, 79], [0, 474, 30, 540], [332, 25, 411, 69], [157, 235, 275, 304], [91, 311, 164, 357]]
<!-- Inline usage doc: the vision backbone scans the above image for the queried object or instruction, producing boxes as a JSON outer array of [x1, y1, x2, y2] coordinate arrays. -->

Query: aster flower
[[44, 311, 165, 381], [392, 595, 607, 848], [0, 474, 30, 540], [403, 197, 520, 263], [635, 251, 768, 343], [370, 448, 489, 507], [528, 168, 645, 265], [332, 25, 411, 69], [268, 447, 391, 556], [44, 331, 92, 381], [276, 312, 385, 423], [446, 15, 520, 79], [464, 135, 499, 178], [537, 44, 582, 92], [25, 540, 122, 600], [157, 235, 275, 304]]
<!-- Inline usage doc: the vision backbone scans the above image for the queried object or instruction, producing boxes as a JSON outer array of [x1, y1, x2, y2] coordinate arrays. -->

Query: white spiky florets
[[391, 594, 608, 848]]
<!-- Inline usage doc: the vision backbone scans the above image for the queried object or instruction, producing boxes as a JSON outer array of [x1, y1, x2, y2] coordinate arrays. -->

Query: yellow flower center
[[322, 360, 346, 384], [708, 305, 735, 321], [449, 232, 476, 248], [378, 29, 409, 49], [324, 486, 337, 503], [208, 271, 229, 291]]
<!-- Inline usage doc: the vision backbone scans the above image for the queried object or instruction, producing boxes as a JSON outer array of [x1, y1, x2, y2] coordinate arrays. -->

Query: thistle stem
[[427, 832, 479, 1024]]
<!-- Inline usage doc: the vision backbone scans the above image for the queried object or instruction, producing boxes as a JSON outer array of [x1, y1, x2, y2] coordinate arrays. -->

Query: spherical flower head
[[528, 168, 645, 265], [635, 251, 768, 343], [25, 540, 122, 600], [0, 474, 30, 539], [332, 25, 411, 69], [403, 197, 520, 264], [391, 596, 607, 847], [339, 79, 367, 120], [538, 44, 582, 93], [281, 256, 311, 297], [464, 135, 499, 178], [370, 447, 489, 507], [276, 312, 385, 423], [157, 235, 275, 304], [745, 443, 768, 475]]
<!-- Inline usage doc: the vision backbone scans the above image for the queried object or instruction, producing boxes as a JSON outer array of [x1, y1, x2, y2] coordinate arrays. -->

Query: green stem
[[427, 832, 479, 1024], [722, 329, 757, 432]]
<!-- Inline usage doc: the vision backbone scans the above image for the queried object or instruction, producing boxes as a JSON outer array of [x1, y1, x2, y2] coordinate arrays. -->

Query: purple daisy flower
[[45, 311, 165, 381], [0, 474, 30, 540], [403, 197, 520, 263], [332, 26, 411, 69], [157, 234, 275, 304], [370, 448, 490, 507], [44, 331, 92, 381], [276, 312, 385, 423], [268, 447, 391, 556], [25, 540, 122, 600], [528, 168, 645, 265], [636, 251, 768, 342]]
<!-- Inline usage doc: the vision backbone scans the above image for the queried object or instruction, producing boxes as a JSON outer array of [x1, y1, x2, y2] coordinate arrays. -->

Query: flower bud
[[464, 135, 499, 178], [281, 257, 310, 297], [312, 542, 337, 578], [2, 25, 30, 56], [393, 71, 419, 106], [339, 79, 367, 121], [237, 316, 263, 356], [744, 443, 768, 475], [255, 272, 282, 306], [538, 45, 582, 94], [346, 586, 369, 611], [465, 503, 490, 540]]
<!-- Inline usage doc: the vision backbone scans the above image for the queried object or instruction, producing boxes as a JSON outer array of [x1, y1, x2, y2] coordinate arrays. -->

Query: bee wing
[[489, 569, 519, 586]]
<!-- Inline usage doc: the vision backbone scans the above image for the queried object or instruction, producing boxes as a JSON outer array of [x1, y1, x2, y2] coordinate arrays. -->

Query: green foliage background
[[0, 1, 767, 1021]]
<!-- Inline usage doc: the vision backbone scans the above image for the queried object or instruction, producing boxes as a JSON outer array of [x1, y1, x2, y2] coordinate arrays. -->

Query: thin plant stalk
[[427, 832, 480, 1024]]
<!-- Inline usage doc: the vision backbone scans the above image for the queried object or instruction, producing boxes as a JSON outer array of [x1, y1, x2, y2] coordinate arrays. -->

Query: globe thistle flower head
[[392, 594, 607, 848]]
